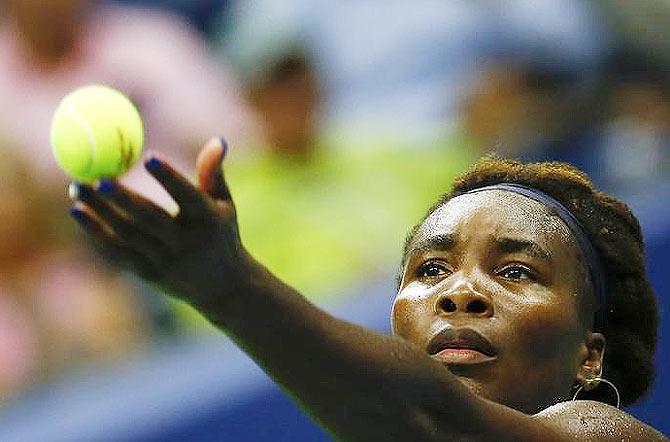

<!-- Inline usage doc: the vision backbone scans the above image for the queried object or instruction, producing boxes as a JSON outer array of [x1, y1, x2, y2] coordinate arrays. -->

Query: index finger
[[143, 153, 210, 220]]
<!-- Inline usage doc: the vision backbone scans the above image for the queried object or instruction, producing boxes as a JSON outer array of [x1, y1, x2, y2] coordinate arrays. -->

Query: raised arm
[[68, 139, 666, 442]]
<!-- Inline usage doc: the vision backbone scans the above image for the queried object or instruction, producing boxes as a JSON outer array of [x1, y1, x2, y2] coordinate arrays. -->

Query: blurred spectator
[[455, 2, 670, 196], [0, 0, 262, 209], [216, 0, 609, 150], [461, 63, 604, 158], [107, 0, 231, 37], [0, 288, 38, 402], [216, 0, 489, 148], [246, 50, 321, 156], [591, 51, 670, 193], [596, 0, 670, 68], [482, 48, 670, 197], [0, 0, 262, 399], [0, 154, 150, 402]]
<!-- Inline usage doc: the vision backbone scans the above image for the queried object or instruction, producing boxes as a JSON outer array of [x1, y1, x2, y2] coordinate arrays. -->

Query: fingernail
[[145, 156, 162, 171], [96, 180, 114, 195], [67, 182, 79, 199], [219, 137, 228, 160], [69, 182, 92, 199], [69, 207, 86, 222]]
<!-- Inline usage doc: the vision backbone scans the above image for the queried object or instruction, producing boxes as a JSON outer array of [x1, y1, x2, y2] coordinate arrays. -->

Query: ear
[[575, 333, 606, 391]]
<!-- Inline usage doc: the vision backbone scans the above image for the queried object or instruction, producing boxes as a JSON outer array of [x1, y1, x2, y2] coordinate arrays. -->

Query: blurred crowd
[[0, 0, 668, 405]]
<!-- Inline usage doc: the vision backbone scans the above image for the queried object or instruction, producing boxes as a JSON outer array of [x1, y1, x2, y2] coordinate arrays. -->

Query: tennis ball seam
[[51, 85, 144, 182], [63, 99, 97, 177]]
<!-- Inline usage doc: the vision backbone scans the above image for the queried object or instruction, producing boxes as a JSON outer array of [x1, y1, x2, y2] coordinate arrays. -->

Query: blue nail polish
[[145, 157, 162, 171], [97, 180, 114, 194], [69, 207, 86, 222], [76, 183, 91, 199], [219, 137, 228, 159]]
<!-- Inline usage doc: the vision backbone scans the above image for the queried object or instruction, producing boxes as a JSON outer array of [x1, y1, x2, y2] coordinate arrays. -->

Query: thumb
[[196, 137, 232, 201]]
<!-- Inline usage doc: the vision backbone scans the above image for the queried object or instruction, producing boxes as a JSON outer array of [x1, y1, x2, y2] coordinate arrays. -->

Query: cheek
[[495, 301, 585, 407], [391, 286, 433, 341], [503, 300, 583, 367]]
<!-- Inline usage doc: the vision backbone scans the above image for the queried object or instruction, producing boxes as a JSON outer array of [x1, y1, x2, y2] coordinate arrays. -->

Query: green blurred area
[[170, 135, 477, 332]]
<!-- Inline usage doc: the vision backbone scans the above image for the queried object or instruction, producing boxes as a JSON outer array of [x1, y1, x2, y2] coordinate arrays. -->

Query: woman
[[68, 138, 667, 440]]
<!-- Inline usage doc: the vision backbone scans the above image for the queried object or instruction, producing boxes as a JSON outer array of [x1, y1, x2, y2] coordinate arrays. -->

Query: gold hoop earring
[[572, 377, 621, 409]]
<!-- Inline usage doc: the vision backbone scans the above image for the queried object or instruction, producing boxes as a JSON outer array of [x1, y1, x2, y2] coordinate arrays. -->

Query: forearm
[[195, 255, 498, 441]]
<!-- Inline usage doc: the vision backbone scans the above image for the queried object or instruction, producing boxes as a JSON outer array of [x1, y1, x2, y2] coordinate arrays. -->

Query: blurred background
[[0, 0, 667, 440]]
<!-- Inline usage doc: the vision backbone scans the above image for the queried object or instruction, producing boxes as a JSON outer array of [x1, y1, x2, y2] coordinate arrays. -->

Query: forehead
[[412, 190, 574, 249]]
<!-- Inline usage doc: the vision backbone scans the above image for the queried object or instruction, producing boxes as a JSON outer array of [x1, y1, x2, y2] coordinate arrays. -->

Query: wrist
[[190, 248, 264, 326]]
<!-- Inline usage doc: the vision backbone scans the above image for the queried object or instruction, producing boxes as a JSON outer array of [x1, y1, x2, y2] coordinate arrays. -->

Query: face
[[6, 0, 91, 54], [6, 0, 90, 19], [392, 190, 596, 413]]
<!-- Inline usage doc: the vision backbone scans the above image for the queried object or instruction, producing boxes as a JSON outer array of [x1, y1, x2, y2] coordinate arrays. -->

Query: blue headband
[[464, 183, 607, 331]]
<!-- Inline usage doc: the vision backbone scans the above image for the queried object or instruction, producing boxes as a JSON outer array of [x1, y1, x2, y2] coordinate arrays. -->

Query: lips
[[427, 327, 497, 364]]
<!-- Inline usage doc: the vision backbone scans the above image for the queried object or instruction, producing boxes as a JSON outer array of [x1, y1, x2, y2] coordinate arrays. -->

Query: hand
[[68, 138, 251, 312]]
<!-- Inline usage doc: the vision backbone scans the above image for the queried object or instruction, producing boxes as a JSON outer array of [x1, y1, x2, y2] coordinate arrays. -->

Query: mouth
[[427, 327, 497, 365]]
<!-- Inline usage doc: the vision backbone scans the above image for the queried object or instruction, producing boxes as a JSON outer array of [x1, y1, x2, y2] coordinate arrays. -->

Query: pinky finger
[[70, 204, 160, 281]]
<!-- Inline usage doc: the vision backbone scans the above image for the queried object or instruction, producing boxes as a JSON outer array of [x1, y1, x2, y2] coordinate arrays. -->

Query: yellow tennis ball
[[51, 84, 144, 183]]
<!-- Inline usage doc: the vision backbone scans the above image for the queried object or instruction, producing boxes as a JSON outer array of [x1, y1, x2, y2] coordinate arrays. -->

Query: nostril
[[439, 298, 457, 312], [467, 299, 488, 314]]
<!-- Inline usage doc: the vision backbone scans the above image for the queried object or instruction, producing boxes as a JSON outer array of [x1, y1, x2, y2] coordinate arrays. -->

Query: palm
[[69, 138, 249, 311]]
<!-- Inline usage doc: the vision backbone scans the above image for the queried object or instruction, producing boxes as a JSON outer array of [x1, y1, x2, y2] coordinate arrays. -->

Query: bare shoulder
[[533, 400, 668, 442]]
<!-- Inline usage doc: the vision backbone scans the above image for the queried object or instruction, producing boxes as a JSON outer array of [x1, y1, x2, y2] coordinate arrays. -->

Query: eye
[[417, 261, 450, 279], [498, 264, 535, 281]]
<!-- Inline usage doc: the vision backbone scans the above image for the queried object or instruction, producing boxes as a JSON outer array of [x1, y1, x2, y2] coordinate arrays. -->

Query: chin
[[449, 371, 523, 411]]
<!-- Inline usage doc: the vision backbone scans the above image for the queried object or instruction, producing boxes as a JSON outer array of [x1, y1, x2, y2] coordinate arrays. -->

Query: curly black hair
[[398, 157, 658, 407]]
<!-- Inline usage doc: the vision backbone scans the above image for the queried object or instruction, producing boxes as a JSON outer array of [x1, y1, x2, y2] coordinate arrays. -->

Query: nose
[[435, 279, 493, 317]]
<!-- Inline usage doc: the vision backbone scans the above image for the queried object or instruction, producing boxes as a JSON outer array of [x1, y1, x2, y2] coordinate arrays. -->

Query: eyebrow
[[403, 234, 551, 263], [405, 234, 456, 261], [494, 237, 552, 262]]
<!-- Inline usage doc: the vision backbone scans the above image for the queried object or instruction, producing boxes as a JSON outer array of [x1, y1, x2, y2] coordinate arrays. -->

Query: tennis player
[[68, 138, 667, 441]]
